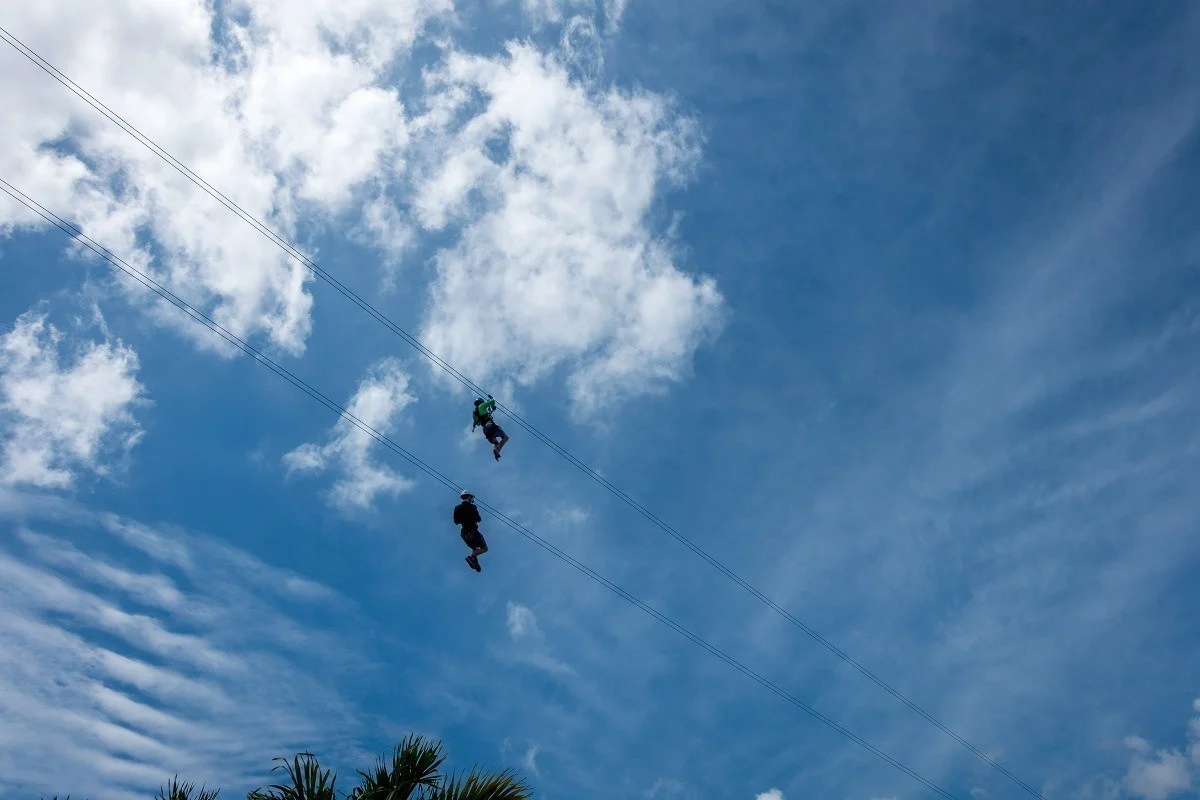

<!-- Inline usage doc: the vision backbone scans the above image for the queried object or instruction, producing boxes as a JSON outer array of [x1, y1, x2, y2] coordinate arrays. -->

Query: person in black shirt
[[453, 490, 488, 572]]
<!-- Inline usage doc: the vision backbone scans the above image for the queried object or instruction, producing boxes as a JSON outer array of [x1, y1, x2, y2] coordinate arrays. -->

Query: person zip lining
[[453, 490, 487, 572], [472, 395, 509, 461]]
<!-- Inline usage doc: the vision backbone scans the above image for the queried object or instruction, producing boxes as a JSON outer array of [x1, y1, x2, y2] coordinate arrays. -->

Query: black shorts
[[460, 529, 487, 550], [482, 422, 505, 443]]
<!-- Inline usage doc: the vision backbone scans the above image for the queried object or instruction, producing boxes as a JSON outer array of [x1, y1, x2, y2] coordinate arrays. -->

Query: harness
[[473, 399, 496, 429]]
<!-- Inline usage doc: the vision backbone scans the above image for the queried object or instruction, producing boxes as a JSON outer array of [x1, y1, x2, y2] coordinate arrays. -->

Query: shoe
[[467, 555, 481, 572], [493, 450, 501, 461]]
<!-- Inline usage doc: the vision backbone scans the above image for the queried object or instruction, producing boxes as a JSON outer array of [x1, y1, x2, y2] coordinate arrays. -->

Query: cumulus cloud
[[1126, 751, 1192, 800], [755, 790, 784, 800], [2, 0, 721, 413], [412, 43, 723, 412], [283, 358, 416, 513], [0, 307, 145, 489], [1119, 699, 1200, 800], [0, 506, 364, 800], [0, 0, 450, 355]]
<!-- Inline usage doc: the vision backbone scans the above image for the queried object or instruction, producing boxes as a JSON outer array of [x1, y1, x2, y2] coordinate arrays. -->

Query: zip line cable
[[0, 28, 1039, 799], [0, 176, 965, 800]]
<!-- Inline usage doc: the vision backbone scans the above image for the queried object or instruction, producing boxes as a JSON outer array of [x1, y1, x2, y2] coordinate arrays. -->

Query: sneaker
[[493, 450, 501, 461]]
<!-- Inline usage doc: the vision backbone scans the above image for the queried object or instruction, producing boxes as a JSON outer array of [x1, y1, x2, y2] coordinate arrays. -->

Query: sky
[[1, 0, 1199, 799]]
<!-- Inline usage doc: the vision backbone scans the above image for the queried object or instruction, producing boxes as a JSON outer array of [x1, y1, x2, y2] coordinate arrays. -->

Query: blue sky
[[2, 1, 1200, 799]]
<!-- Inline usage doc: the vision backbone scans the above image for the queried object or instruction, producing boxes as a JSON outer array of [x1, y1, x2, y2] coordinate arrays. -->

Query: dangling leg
[[464, 532, 488, 572], [469, 542, 487, 571], [483, 424, 501, 460]]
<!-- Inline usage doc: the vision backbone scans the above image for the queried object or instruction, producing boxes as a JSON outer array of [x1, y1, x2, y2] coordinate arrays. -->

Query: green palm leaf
[[247, 752, 337, 800], [350, 734, 447, 800], [157, 776, 220, 800], [430, 768, 533, 800]]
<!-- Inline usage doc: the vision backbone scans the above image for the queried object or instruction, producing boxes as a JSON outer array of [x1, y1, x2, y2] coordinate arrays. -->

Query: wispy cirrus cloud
[[430, 7, 1200, 800], [500, 601, 573, 677], [502, 0, 628, 33], [0, 499, 367, 800]]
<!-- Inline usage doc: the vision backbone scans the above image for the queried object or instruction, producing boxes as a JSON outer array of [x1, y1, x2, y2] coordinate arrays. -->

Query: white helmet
[[460, 489, 474, 500]]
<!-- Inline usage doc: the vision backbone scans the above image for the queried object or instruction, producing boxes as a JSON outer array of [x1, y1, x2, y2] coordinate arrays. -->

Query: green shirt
[[473, 398, 496, 426]]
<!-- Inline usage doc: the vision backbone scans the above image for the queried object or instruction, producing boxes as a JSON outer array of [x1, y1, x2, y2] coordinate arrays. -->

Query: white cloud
[[503, 0, 625, 33], [0, 307, 145, 489], [755, 790, 784, 800], [1125, 752, 1191, 800], [0, 0, 450, 356], [283, 357, 416, 513], [520, 0, 593, 28], [1190, 699, 1200, 764], [2, 2, 721, 412], [545, 504, 589, 527], [506, 601, 543, 640], [498, 738, 542, 780], [559, 15, 605, 81], [644, 779, 690, 799], [412, 43, 723, 413], [502, 601, 573, 676], [1121, 700, 1200, 800], [0, 502, 365, 800], [357, 194, 416, 291], [1127, 736, 1153, 755], [522, 743, 540, 775], [602, 0, 629, 29]]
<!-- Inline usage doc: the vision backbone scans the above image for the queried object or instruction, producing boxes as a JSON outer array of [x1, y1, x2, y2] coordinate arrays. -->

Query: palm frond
[[430, 767, 533, 800], [247, 752, 337, 800], [156, 775, 220, 800], [349, 734, 447, 800]]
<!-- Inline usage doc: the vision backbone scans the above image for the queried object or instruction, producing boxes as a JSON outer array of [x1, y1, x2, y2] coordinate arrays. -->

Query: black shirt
[[453, 501, 481, 531]]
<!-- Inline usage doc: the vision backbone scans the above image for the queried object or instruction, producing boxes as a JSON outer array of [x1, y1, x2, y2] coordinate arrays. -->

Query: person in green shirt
[[472, 395, 509, 461]]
